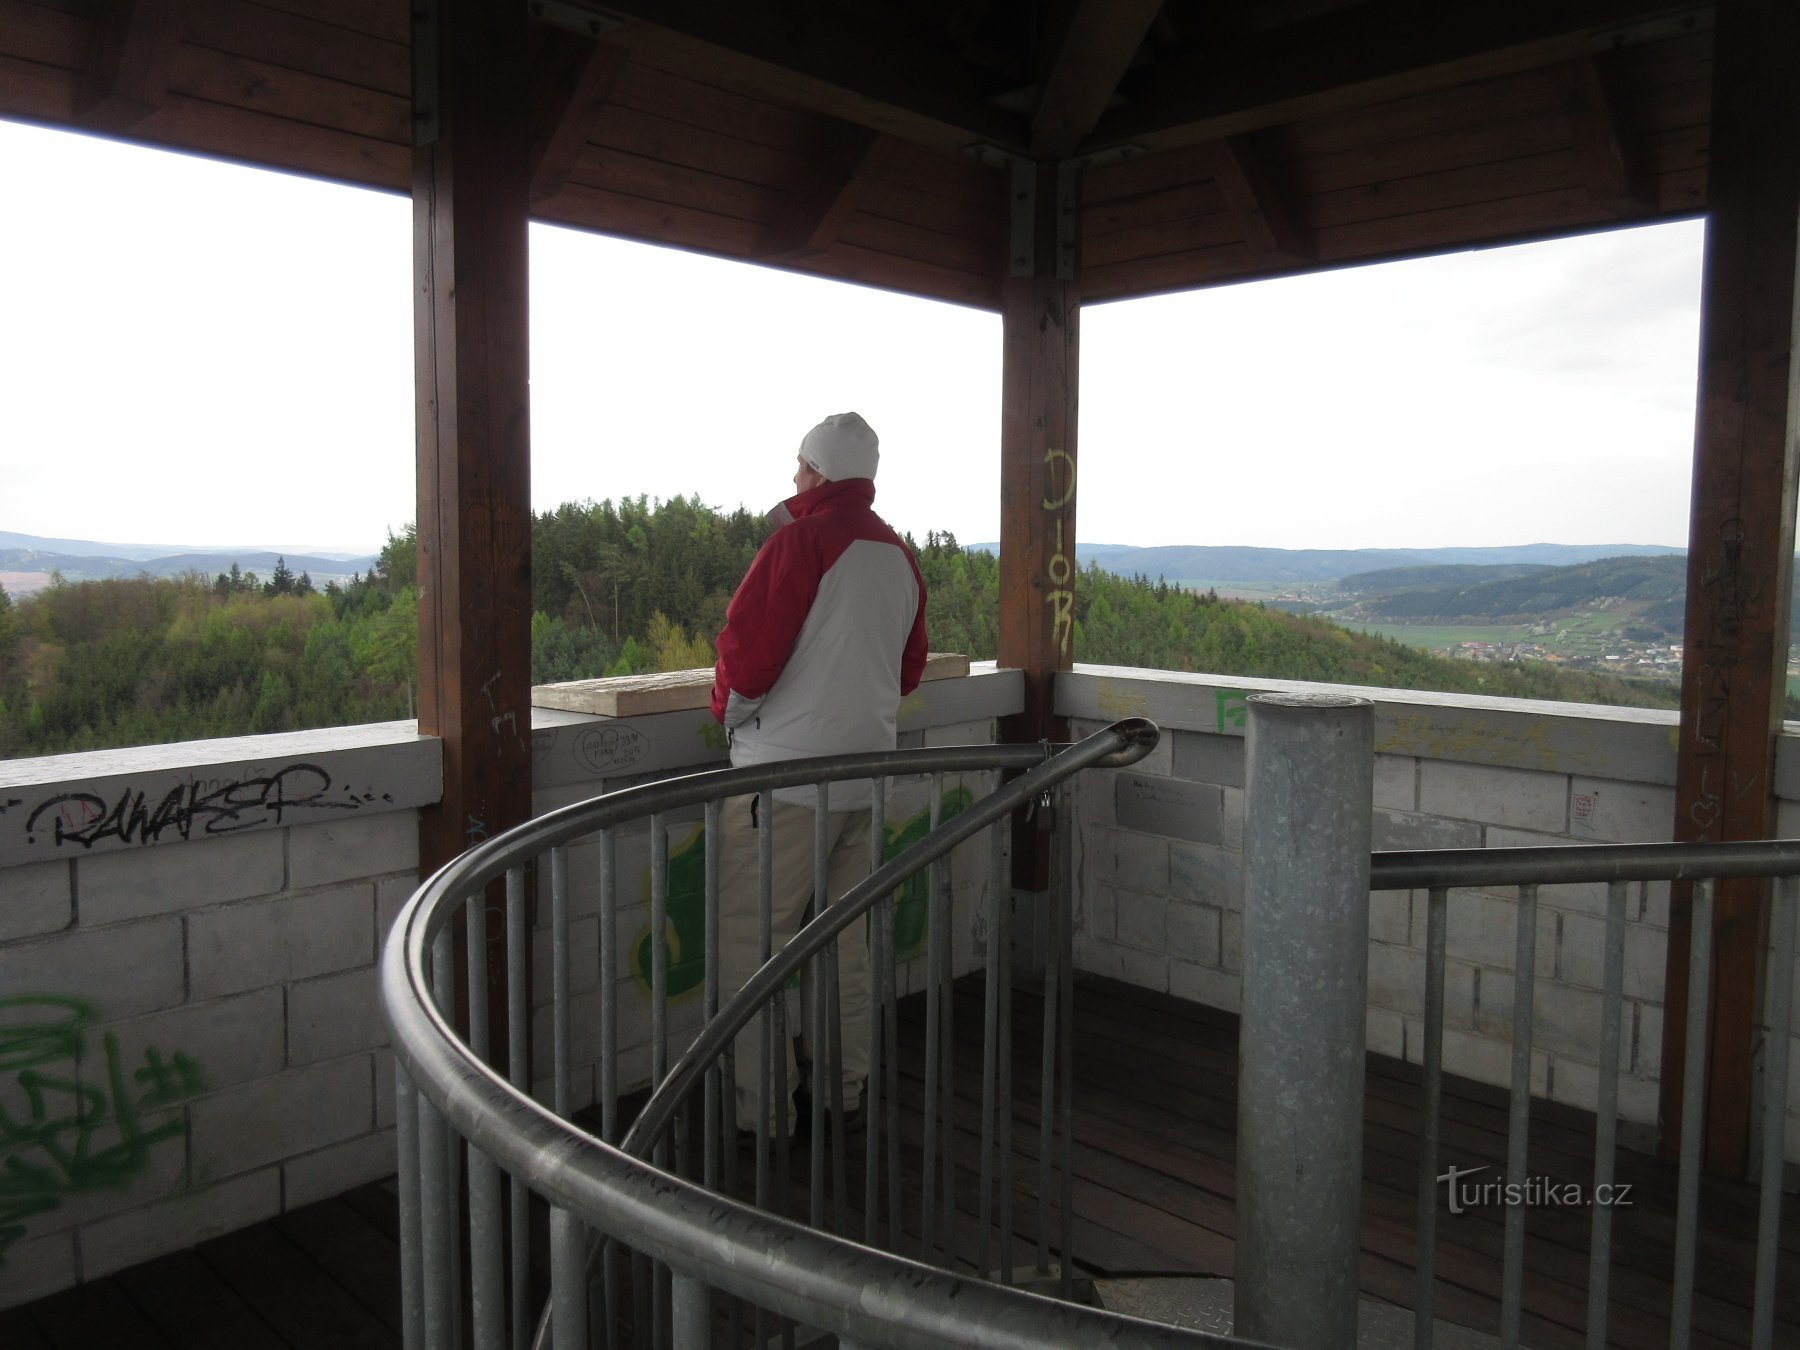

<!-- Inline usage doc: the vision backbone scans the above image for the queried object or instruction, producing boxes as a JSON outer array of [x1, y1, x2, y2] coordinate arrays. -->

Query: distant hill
[[966, 541, 1683, 584], [1356, 555, 1688, 624], [0, 530, 377, 594], [1336, 553, 1800, 640]]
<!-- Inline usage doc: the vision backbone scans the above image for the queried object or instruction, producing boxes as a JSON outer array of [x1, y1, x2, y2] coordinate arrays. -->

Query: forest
[[0, 496, 1682, 759]]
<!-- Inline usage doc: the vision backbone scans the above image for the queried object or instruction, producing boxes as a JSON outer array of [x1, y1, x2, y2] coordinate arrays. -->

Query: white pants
[[715, 792, 871, 1132]]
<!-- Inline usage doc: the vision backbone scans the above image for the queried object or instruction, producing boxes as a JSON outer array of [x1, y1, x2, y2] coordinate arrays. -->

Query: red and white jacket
[[711, 478, 927, 805]]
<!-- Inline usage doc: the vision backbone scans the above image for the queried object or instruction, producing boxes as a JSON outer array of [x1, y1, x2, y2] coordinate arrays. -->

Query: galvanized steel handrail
[[384, 718, 1259, 1349], [1371, 837, 1800, 891], [1365, 836, 1799, 1350]]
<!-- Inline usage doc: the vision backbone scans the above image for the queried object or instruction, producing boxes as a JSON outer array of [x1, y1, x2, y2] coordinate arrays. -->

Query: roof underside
[[0, 0, 1713, 309]]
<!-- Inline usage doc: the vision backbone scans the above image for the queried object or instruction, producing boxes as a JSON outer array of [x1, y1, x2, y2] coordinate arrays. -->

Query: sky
[[1, 117, 1707, 556]]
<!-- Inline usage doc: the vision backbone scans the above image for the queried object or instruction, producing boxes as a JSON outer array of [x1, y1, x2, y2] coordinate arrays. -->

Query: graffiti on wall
[[629, 789, 977, 998], [1043, 448, 1076, 658], [0, 995, 206, 1267], [3, 763, 381, 852]]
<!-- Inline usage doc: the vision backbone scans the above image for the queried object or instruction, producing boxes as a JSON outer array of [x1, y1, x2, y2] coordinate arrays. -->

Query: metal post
[[1237, 693, 1373, 1350]]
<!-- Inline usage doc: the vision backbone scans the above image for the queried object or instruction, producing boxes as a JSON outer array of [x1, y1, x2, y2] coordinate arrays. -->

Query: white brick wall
[[1059, 669, 1800, 1170], [0, 725, 427, 1310]]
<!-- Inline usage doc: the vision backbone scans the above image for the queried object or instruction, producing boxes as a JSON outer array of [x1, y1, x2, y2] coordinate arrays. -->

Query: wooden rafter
[[529, 30, 631, 202], [1560, 55, 1646, 212], [1029, 0, 1164, 158], [79, 0, 179, 131], [1090, 0, 1711, 155], [757, 124, 889, 260], [579, 0, 1027, 155], [1212, 134, 1315, 259]]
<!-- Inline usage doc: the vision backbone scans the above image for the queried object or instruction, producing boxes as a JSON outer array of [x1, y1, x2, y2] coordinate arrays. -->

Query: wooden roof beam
[[1560, 55, 1648, 213], [757, 125, 891, 261], [1030, 0, 1164, 158], [79, 0, 180, 132], [1089, 0, 1712, 155], [580, 0, 1028, 155], [529, 29, 631, 202], [1212, 134, 1315, 260]]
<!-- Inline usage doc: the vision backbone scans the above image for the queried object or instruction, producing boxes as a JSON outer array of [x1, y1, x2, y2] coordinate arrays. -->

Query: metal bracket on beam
[[412, 0, 439, 147], [1056, 160, 1079, 281], [964, 143, 1037, 277], [529, 0, 625, 40]]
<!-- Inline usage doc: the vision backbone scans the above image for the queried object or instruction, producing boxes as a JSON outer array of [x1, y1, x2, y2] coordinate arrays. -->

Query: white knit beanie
[[798, 412, 879, 481]]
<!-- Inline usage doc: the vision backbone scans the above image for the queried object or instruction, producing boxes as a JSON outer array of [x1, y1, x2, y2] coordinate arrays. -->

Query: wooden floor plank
[[23, 1278, 176, 1350], [0, 1306, 54, 1350], [5, 971, 1794, 1350], [272, 1196, 405, 1336], [113, 1250, 286, 1350], [195, 1223, 398, 1350]]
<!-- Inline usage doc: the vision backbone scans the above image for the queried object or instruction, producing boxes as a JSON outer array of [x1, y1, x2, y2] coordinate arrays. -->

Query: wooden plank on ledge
[[533, 652, 971, 717]]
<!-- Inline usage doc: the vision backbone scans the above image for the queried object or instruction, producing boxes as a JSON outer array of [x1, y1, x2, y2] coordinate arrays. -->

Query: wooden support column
[[413, 0, 534, 1054], [1662, 0, 1800, 1177], [999, 160, 1080, 889]]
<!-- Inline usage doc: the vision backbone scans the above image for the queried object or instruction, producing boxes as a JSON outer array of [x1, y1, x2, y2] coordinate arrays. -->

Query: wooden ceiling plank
[[1092, 0, 1712, 156], [569, 144, 787, 223], [583, 0, 1028, 155], [530, 32, 631, 203], [0, 50, 78, 121], [1029, 0, 1164, 158], [1560, 55, 1647, 211], [757, 125, 889, 260], [180, 0, 409, 99], [1212, 134, 1315, 258], [80, 0, 180, 131], [593, 102, 814, 190], [166, 44, 411, 144], [0, 0, 87, 70]]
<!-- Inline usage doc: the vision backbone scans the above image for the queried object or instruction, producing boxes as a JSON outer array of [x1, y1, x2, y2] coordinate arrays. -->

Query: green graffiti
[[696, 721, 729, 752], [886, 787, 972, 959], [629, 788, 976, 996], [0, 995, 206, 1269], [632, 822, 710, 1002]]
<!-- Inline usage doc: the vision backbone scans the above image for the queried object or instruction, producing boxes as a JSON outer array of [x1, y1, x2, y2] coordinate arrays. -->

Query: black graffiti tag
[[23, 763, 359, 849]]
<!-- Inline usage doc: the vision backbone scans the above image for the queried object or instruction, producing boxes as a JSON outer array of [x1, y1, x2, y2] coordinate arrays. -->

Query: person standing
[[710, 411, 928, 1136]]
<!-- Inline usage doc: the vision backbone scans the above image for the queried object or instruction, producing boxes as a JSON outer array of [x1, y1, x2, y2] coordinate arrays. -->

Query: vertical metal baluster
[[880, 782, 902, 1254], [864, 781, 886, 1247], [936, 774, 957, 1267], [649, 817, 670, 1349], [1671, 879, 1714, 1350], [598, 828, 620, 1350], [549, 848, 588, 1350], [553, 847, 574, 1120], [1037, 789, 1060, 1279], [1752, 876, 1797, 1350], [1500, 883, 1538, 1350], [1055, 780, 1075, 1297], [506, 868, 530, 1350], [550, 1204, 587, 1350], [707, 798, 743, 1349], [467, 885, 504, 1350], [1585, 880, 1628, 1350], [996, 784, 1015, 1285], [1413, 886, 1448, 1350], [704, 801, 723, 1195], [422, 925, 457, 1350], [396, 1065, 424, 1350], [811, 782, 831, 1232], [755, 789, 776, 1350], [824, 786, 851, 1237], [979, 816, 1003, 1277], [921, 774, 944, 1260]]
